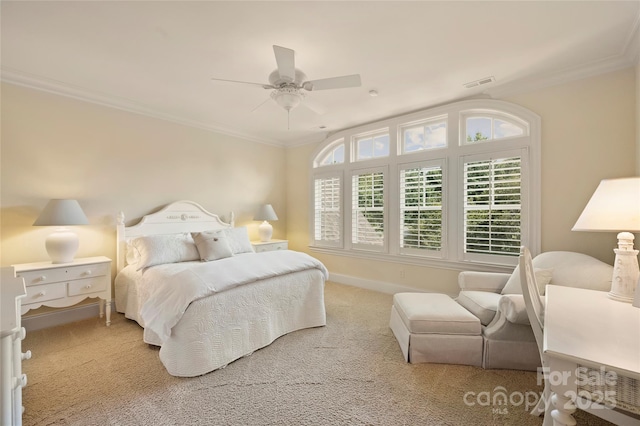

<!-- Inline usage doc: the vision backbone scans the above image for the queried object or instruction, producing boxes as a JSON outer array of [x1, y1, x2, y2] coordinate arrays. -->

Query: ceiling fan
[[211, 45, 362, 126]]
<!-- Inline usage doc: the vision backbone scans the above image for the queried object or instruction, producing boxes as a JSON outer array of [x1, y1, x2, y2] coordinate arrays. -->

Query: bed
[[114, 200, 327, 377]]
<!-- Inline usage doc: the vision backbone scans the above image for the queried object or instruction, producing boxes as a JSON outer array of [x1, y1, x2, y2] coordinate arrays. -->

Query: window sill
[[308, 245, 516, 274]]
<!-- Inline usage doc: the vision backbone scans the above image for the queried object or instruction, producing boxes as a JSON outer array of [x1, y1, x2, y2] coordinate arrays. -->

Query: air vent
[[463, 76, 495, 89]]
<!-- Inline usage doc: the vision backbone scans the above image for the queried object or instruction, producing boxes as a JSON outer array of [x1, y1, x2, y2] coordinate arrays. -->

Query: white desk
[[544, 285, 640, 426]]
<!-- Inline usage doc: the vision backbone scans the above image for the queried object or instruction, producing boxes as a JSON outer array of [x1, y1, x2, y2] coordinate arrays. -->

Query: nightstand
[[1, 267, 29, 424], [251, 239, 288, 253], [13, 256, 113, 326]]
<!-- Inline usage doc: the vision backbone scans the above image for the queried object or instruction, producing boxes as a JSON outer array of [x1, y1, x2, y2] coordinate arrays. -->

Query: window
[[400, 118, 447, 153], [354, 130, 389, 161], [464, 114, 526, 144], [399, 162, 443, 257], [351, 169, 385, 251], [315, 139, 345, 167], [313, 174, 342, 247], [463, 154, 524, 262], [310, 99, 540, 269]]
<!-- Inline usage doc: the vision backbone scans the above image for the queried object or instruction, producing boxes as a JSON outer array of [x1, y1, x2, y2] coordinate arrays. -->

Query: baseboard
[[22, 302, 114, 332], [329, 272, 455, 296]]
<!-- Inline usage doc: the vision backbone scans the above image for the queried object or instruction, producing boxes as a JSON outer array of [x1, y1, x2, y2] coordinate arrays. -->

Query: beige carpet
[[22, 282, 612, 426]]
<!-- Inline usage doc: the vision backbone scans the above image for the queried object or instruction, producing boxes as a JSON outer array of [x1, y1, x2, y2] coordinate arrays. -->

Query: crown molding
[[0, 67, 286, 148], [486, 54, 635, 99], [487, 14, 640, 99], [630, 12, 640, 66]]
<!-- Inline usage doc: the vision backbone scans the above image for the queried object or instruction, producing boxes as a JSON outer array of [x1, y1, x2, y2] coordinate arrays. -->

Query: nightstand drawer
[[24, 282, 66, 304], [18, 262, 109, 286], [68, 277, 107, 297], [252, 240, 288, 253]]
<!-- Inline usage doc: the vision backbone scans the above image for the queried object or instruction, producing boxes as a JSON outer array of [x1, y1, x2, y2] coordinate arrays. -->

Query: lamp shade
[[33, 199, 89, 226], [253, 204, 278, 222], [572, 177, 640, 232]]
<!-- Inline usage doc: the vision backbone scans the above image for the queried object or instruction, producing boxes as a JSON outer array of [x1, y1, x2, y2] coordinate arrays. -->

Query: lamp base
[[609, 232, 640, 303], [258, 221, 273, 242], [45, 228, 79, 264]]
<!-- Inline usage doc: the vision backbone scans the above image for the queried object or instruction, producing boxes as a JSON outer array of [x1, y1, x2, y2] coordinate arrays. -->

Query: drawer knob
[[38, 291, 46, 297], [39, 275, 47, 281], [85, 284, 92, 289], [13, 374, 27, 389], [22, 350, 32, 360], [84, 270, 92, 276], [19, 327, 27, 340]]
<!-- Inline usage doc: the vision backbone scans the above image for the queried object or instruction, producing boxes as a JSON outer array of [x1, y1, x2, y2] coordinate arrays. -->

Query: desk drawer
[[68, 277, 107, 297], [24, 282, 66, 304], [18, 263, 109, 286]]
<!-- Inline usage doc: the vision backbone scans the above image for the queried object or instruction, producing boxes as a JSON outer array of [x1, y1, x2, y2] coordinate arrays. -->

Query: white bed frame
[[114, 200, 326, 377], [116, 200, 234, 272]]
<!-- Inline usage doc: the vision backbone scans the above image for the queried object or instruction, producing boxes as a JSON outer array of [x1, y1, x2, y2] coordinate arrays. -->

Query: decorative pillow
[[501, 266, 554, 295], [126, 240, 140, 266], [222, 227, 254, 254], [191, 231, 233, 261], [131, 233, 200, 270]]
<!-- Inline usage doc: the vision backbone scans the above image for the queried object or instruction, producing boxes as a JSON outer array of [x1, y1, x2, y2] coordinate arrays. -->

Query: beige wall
[[1, 83, 287, 270], [286, 68, 637, 295]]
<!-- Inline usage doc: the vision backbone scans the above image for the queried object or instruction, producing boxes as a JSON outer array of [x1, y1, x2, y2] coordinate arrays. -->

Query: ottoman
[[389, 293, 483, 366]]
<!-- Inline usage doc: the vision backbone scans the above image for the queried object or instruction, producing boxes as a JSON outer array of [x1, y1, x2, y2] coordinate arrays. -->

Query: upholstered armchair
[[455, 251, 614, 371]]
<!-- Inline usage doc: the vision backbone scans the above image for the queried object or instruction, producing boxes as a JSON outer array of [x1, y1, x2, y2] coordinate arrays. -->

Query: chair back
[[519, 246, 544, 352]]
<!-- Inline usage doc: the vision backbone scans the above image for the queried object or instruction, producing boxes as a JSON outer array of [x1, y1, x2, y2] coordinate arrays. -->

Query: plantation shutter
[[463, 156, 522, 257], [399, 163, 443, 256], [351, 169, 385, 251], [313, 174, 342, 247]]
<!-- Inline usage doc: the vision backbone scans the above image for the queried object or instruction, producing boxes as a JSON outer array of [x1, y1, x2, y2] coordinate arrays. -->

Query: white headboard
[[116, 200, 234, 272]]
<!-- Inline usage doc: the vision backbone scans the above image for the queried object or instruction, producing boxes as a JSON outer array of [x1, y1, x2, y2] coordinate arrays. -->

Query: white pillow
[[222, 227, 254, 254], [191, 231, 233, 261], [501, 266, 554, 295], [126, 240, 140, 266], [130, 233, 200, 270]]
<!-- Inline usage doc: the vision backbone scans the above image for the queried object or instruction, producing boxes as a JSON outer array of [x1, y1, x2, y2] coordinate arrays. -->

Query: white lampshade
[[34, 199, 89, 264], [572, 177, 640, 303], [253, 204, 279, 222], [254, 204, 278, 242], [572, 177, 640, 232]]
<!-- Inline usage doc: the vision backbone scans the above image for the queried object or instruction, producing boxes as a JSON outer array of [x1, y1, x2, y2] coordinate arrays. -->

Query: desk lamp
[[572, 177, 640, 303]]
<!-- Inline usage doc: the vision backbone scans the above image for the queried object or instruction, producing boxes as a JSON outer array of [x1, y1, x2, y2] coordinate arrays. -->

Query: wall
[[1, 83, 287, 313], [286, 67, 637, 295]]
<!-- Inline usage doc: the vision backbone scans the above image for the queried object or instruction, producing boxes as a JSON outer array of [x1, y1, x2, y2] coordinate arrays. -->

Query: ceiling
[[2, 1, 639, 147]]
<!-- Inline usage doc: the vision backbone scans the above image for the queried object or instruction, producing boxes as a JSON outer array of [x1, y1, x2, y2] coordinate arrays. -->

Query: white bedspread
[[139, 250, 328, 343]]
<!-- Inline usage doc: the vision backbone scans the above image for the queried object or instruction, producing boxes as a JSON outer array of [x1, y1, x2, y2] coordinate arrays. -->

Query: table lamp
[[33, 199, 89, 263], [254, 204, 278, 242], [572, 177, 640, 303]]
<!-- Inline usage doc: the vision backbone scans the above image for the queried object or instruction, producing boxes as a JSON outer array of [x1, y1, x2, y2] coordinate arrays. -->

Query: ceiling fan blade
[[250, 97, 273, 112], [303, 74, 362, 91], [211, 77, 274, 89], [273, 45, 296, 83]]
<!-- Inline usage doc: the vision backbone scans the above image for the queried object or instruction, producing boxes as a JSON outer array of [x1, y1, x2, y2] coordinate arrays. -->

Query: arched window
[[313, 139, 345, 167], [462, 111, 528, 144], [310, 100, 540, 268]]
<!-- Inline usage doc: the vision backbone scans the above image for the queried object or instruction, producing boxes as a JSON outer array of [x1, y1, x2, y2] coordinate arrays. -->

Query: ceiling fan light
[[271, 87, 304, 111]]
